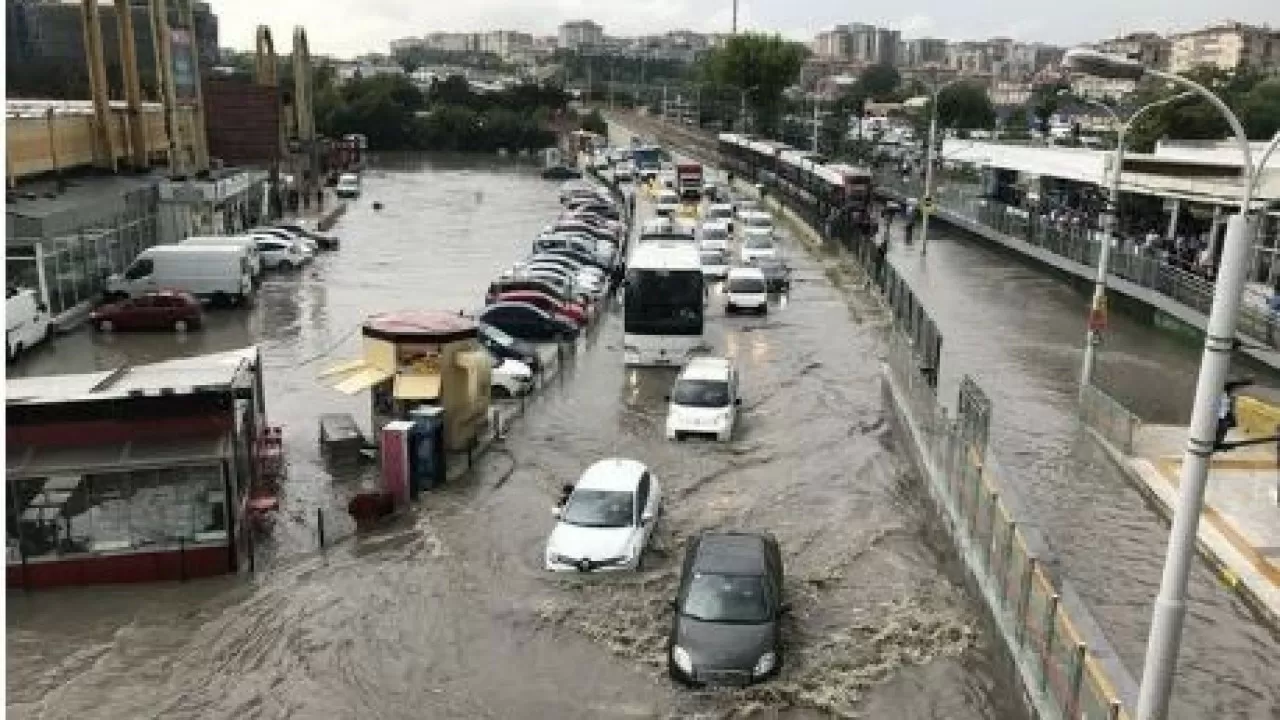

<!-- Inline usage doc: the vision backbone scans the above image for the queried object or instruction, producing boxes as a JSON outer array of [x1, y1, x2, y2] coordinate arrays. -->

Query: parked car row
[[93, 222, 340, 334], [476, 180, 625, 397]]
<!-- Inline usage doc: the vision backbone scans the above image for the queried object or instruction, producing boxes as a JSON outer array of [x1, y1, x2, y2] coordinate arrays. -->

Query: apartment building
[[558, 20, 604, 50], [1095, 32, 1170, 70], [1169, 21, 1280, 73]]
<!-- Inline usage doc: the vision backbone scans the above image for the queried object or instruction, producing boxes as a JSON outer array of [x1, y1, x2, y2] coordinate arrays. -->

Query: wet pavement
[[884, 228, 1280, 719], [620, 108, 1280, 718], [7, 153, 1015, 719]]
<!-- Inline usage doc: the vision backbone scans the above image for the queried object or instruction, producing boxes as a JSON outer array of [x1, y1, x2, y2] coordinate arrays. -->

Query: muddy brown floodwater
[[8, 153, 1019, 719]]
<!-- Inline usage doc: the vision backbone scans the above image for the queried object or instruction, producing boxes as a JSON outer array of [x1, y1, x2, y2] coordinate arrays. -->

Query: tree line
[[313, 70, 571, 152]]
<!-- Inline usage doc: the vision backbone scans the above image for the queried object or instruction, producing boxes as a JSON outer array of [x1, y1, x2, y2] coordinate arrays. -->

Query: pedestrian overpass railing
[[886, 331, 1134, 720], [874, 171, 1278, 350]]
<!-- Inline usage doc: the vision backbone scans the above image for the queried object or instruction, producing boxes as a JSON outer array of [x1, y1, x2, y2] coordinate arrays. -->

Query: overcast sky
[[212, 0, 1280, 58]]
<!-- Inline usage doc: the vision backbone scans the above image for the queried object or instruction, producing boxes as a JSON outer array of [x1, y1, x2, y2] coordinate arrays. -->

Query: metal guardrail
[[877, 172, 1279, 351], [1079, 383, 1142, 455], [887, 333, 1130, 720]]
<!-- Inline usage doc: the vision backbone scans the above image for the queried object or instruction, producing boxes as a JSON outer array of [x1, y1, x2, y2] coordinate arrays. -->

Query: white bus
[[623, 241, 705, 367]]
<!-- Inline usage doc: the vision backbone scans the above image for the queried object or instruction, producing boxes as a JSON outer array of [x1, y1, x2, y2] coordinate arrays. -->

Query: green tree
[[1122, 65, 1279, 152], [1029, 81, 1069, 130], [934, 82, 996, 130], [579, 109, 608, 135], [1005, 107, 1030, 131], [857, 64, 901, 102], [1241, 79, 1280, 139], [700, 32, 807, 135]]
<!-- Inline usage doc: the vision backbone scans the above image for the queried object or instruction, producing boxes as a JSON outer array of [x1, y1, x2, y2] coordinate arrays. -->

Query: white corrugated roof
[[941, 140, 1279, 206], [7, 347, 260, 405]]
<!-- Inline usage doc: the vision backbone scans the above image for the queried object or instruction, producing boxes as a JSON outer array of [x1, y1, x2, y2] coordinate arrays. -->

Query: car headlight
[[548, 552, 576, 566], [671, 646, 694, 674], [753, 651, 777, 677]]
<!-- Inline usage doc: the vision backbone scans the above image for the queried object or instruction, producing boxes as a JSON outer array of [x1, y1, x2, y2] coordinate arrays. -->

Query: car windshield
[[728, 277, 767, 293], [700, 251, 727, 265], [561, 489, 634, 528], [702, 228, 727, 240], [682, 573, 770, 623], [745, 236, 774, 249], [672, 378, 730, 408], [710, 207, 732, 218], [745, 215, 771, 228]]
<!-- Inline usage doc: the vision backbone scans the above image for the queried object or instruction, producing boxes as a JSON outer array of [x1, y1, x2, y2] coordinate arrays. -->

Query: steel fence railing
[[1079, 383, 1142, 455], [887, 331, 1134, 720], [874, 170, 1279, 351]]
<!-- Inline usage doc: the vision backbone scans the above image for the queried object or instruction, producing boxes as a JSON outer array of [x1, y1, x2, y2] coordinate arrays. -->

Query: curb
[[1083, 427, 1280, 631]]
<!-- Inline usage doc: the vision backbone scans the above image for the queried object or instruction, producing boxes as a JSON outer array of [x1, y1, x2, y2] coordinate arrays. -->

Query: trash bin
[[408, 405, 446, 496]]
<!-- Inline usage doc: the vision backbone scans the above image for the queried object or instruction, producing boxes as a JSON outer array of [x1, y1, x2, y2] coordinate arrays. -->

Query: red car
[[494, 290, 589, 326], [92, 291, 203, 332]]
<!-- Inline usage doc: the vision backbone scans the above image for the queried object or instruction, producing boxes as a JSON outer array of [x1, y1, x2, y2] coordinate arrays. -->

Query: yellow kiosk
[[320, 311, 491, 452]]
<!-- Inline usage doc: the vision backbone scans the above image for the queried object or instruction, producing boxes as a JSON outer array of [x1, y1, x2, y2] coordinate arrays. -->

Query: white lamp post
[[920, 77, 964, 257], [1068, 90, 1196, 388], [1065, 48, 1255, 720]]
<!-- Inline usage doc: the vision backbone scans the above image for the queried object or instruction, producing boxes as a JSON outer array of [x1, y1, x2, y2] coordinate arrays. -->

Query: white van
[[180, 235, 263, 277], [665, 356, 740, 442], [107, 246, 255, 306], [724, 267, 768, 314], [6, 287, 52, 361], [335, 173, 361, 198]]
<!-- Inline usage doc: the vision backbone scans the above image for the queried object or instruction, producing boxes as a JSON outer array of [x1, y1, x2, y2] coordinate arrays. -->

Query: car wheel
[[173, 319, 189, 332], [491, 385, 511, 400], [278, 260, 294, 271], [674, 431, 684, 442], [96, 320, 114, 332], [212, 292, 231, 308]]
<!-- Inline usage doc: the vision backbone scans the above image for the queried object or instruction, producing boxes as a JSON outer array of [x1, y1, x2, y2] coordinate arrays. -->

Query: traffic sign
[[922, 196, 935, 215]]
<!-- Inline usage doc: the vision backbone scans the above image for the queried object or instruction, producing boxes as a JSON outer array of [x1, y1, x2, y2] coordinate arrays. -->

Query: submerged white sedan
[[545, 458, 662, 572]]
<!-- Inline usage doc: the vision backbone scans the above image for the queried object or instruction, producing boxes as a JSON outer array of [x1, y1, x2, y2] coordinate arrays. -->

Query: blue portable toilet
[[407, 405, 446, 496]]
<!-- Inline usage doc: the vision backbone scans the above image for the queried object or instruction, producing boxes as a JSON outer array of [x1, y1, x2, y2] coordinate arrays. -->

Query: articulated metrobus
[[623, 241, 705, 367]]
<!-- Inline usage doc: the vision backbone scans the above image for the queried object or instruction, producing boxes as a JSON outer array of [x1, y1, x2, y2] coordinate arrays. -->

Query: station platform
[[1117, 424, 1280, 628]]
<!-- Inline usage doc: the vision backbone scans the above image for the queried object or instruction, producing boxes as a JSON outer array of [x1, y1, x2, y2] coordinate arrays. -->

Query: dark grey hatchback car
[[667, 531, 786, 687]]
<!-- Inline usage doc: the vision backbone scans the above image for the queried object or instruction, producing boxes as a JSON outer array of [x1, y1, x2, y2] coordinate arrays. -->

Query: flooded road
[[8, 154, 1014, 719], [885, 228, 1280, 719]]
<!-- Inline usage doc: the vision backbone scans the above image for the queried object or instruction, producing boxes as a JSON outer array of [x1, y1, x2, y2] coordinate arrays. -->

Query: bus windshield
[[624, 269, 703, 336]]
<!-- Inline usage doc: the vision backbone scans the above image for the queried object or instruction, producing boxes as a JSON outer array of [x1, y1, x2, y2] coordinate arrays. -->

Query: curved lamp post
[[1068, 90, 1196, 388], [919, 77, 965, 257], [1065, 47, 1254, 720]]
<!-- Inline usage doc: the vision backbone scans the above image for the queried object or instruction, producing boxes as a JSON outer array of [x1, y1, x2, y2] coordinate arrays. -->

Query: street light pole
[[1066, 48, 1256, 720], [1076, 92, 1191, 388], [920, 77, 961, 258], [812, 95, 820, 153]]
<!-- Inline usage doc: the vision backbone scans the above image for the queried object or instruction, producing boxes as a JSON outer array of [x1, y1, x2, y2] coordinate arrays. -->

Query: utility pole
[[732, 0, 738, 34], [811, 96, 819, 153], [662, 84, 668, 121]]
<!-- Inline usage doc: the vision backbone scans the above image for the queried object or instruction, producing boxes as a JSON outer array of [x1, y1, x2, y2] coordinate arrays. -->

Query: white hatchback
[[698, 221, 731, 252], [725, 267, 769, 314], [545, 459, 662, 573], [666, 356, 740, 442], [740, 233, 778, 265], [654, 190, 681, 218]]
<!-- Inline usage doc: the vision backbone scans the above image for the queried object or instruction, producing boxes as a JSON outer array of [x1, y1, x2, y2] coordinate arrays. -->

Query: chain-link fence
[[887, 332, 1133, 720]]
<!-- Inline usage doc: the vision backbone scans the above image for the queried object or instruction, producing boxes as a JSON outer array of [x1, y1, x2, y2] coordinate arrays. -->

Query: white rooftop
[[7, 347, 260, 405], [577, 458, 648, 491], [940, 139, 1280, 207]]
